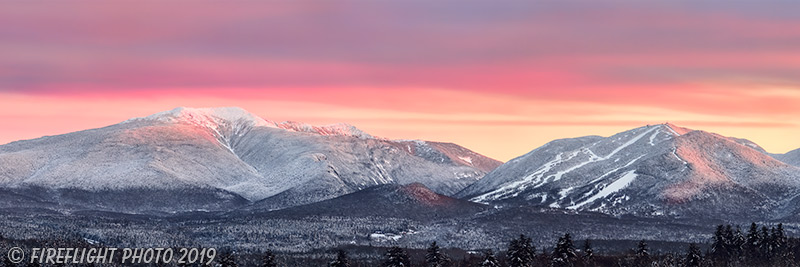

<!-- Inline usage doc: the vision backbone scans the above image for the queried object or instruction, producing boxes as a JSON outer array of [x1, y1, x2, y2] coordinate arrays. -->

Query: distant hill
[[263, 183, 489, 221]]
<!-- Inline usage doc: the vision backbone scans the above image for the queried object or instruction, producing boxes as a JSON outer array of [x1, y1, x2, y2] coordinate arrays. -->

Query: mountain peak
[[662, 122, 692, 136], [125, 107, 275, 128], [277, 121, 374, 139], [125, 107, 375, 138]]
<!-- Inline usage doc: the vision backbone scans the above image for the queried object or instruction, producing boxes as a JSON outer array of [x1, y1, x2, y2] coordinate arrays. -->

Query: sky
[[2, 1, 800, 162]]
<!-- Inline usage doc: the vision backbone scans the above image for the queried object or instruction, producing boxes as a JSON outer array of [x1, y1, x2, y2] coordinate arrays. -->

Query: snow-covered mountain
[[773, 148, 800, 167], [457, 123, 800, 221], [0, 107, 501, 212]]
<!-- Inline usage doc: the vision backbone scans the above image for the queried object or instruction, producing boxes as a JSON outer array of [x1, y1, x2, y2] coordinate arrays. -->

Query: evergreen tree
[[217, 249, 238, 267], [635, 240, 649, 258], [724, 225, 735, 247], [582, 239, 594, 264], [480, 249, 499, 267], [776, 223, 786, 242], [772, 223, 787, 257], [506, 234, 535, 267], [425, 242, 449, 267], [745, 222, 761, 262], [760, 226, 772, 260], [733, 225, 745, 258], [635, 240, 650, 266], [684, 243, 703, 267], [711, 225, 725, 256], [262, 249, 277, 267], [384, 246, 410, 267], [773, 223, 795, 265], [710, 224, 736, 264], [330, 249, 350, 267], [552, 233, 577, 266]]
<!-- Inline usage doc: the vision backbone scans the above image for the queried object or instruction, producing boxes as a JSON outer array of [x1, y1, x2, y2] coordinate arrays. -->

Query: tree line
[[253, 222, 795, 267], [2, 222, 798, 266]]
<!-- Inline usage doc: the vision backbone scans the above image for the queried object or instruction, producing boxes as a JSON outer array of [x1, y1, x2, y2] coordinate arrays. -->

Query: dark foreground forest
[[1, 222, 799, 267]]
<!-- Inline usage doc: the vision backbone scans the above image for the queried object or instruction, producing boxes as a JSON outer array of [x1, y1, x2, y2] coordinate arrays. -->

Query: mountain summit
[[0, 107, 501, 213], [127, 107, 275, 127], [125, 107, 375, 139], [458, 123, 800, 221]]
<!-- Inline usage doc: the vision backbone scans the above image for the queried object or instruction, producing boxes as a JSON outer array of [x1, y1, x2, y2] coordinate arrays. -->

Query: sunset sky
[[2, 1, 800, 161]]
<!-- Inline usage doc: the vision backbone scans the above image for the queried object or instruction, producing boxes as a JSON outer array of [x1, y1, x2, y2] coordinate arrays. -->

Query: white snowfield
[[568, 170, 637, 209], [459, 123, 800, 218], [0, 107, 499, 210]]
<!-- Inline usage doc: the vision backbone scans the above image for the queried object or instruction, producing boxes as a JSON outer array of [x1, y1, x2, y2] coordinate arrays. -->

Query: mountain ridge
[[773, 148, 800, 167], [0, 107, 501, 212], [457, 123, 800, 221]]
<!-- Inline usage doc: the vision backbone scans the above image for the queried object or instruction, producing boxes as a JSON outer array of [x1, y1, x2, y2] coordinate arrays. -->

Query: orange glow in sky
[[2, 1, 800, 161]]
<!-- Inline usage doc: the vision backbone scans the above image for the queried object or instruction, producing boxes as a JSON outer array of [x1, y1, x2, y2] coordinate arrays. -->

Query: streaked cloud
[[2, 1, 800, 160]]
